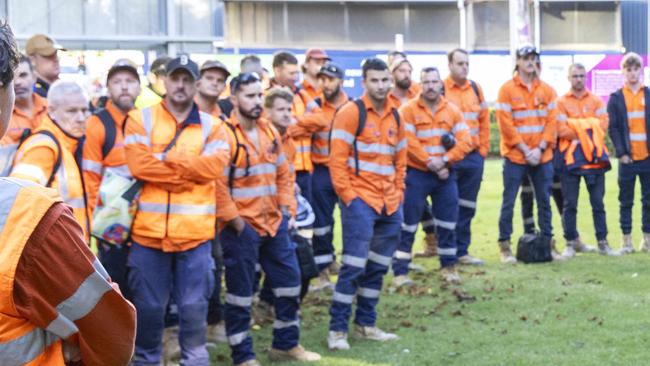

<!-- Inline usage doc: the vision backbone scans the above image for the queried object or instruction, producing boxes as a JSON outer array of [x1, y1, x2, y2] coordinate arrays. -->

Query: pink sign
[[586, 54, 649, 103]]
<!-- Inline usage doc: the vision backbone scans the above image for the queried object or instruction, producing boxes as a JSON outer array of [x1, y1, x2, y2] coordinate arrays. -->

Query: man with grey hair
[[11, 80, 91, 238]]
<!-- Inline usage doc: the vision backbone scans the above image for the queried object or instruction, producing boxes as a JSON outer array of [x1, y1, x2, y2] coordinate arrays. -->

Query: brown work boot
[[308, 269, 333, 293], [440, 265, 461, 284], [328, 260, 341, 275], [252, 300, 275, 326], [499, 240, 516, 264], [269, 345, 321, 362], [574, 236, 597, 253], [551, 238, 567, 262], [415, 233, 438, 258], [621, 234, 635, 254], [640, 233, 650, 252]]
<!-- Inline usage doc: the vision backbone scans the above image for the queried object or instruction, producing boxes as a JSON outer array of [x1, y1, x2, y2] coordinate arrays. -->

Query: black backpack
[[95, 109, 118, 160], [516, 232, 553, 263]]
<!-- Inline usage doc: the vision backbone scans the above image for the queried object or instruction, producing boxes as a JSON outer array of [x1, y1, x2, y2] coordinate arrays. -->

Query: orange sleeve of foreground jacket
[[164, 121, 230, 185], [10, 145, 57, 185], [447, 107, 473, 164], [123, 116, 190, 190], [496, 85, 523, 148], [214, 133, 241, 224], [82, 115, 106, 215], [399, 103, 429, 168], [594, 97, 609, 132], [13, 203, 136, 366], [477, 85, 490, 157], [329, 102, 358, 205]]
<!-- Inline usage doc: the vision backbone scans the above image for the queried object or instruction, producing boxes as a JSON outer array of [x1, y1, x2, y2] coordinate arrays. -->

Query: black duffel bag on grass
[[516, 232, 553, 263]]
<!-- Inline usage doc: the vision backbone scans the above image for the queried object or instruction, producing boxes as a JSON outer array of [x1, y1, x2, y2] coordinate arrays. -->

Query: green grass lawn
[[211, 158, 650, 366]]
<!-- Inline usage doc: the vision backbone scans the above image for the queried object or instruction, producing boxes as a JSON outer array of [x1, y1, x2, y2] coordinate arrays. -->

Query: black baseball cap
[[149, 56, 171, 76], [166, 55, 200, 80], [107, 58, 139, 83], [318, 62, 344, 79], [516, 44, 539, 59]]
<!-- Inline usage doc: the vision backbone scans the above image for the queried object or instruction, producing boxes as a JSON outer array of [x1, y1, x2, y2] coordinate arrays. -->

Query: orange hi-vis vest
[[561, 117, 610, 173], [0, 178, 66, 365], [11, 116, 89, 238], [126, 104, 218, 251], [311, 92, 349, 165], [622, 86, 649, 161]]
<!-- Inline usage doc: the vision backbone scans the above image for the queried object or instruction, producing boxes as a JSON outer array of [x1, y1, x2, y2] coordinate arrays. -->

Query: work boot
[[499, 240, 516, 264], [392, 275, 414, 288], [640, 233, 650, 252], [598, 239, 621, 256], [458, 254, 485, 266], [562, 240, 577, 258], [551, 238, 567, 261], [415, 233, 438, 258], [353, 324, 399, 342], [621, 234, 635, 254], [308, 269, 333, 293], [574, 236, 597, 253], [162, 326, 180, 365], [440, 266, 462, 284], [327, 331, 350, 350], [328, 261, 341, 275], [252, 300, 275, 326], [236, 359, 262, 366], [269, 345, 321, 362], [206, 321, 227, 344]]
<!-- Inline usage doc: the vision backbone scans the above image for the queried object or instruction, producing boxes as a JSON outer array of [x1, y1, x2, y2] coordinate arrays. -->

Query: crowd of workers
[[1, 24, 650, 366]]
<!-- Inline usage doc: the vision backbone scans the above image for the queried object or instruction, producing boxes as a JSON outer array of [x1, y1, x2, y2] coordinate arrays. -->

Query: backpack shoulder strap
[[95, 109, 116, 160], [391, 108, 401, 128], [314, 97, 322, 108], [469, 80, 482, 102], [352, 99, 367, 176], [33, 130, 62, 188]]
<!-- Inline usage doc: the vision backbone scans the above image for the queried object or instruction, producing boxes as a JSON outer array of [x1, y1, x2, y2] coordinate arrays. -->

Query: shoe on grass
[[392, 275, 414, 288], [327, 331, 350, 350], [415, 233, 438, 258], [498, 240, 517, 264], [269, 345, 321, 362], [353, 324, 399, 342], [440, 266, 462, 284], [458, 254, 485, 266]]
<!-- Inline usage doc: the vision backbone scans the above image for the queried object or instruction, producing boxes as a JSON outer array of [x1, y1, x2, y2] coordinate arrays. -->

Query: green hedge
[[487, 109, 615, 157]]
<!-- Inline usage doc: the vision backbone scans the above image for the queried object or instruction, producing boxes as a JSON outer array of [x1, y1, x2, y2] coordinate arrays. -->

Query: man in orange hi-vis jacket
[[327, 58, 406, 351], [495, 45, 558, 264]]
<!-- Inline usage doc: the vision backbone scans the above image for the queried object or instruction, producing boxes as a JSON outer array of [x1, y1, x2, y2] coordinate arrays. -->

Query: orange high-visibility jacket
[[388, 83, 420, 107], [215, 115, 295, 236], [310, 92, 349, 165], [0, 178, 136, 366], [124, 102, 229, 252], [268, 80, 328, 173], [329, 94, 406, 215], [562, 117, 610, 171], [0, 93, 47, 147], [301, 79, 320, 100], [11, 116, 89, 238], [443, 77, 490, 157], [0, 179, 67, 366], [280, 129, 298, 215], [82, 100, 129, 216], [622, 86, 649, 161], [495, 75, 558, 164], [400, 95, 473, 171], [557, 90, 608, 142]]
